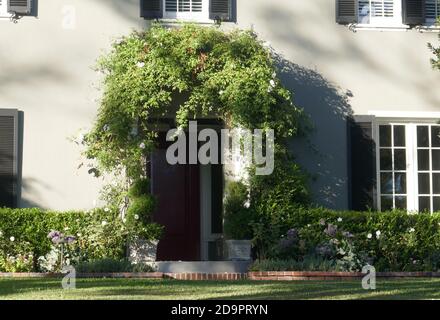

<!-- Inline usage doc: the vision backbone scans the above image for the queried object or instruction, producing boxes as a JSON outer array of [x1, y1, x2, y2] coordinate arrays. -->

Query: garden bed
[[2, 271, 440, 281]]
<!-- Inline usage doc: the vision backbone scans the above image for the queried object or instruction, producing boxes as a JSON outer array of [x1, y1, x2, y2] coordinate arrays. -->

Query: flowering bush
[[0, 208, 145, 272], [252, 207, 440, 272]]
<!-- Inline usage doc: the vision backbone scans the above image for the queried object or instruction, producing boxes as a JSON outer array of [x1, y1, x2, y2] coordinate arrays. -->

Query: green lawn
[[0, 278, 439, 300]]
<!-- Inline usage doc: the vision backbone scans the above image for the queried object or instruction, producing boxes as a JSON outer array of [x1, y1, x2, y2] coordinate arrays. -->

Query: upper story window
[[164, 0, 209, 21], [336, 0, 439, 29], [426, 0, 440, 23], [141, 0, 233, 22], [357, 0, 402, 26], [0, 0, 11, 18]]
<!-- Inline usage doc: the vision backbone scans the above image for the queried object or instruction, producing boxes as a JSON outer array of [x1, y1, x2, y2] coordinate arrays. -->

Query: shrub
[[223, 181, 255, 240], [250, 257, 341, 272], [0, 208, 132, 272], [75, 258, 155, 273], [252, 207, 440, 272], [128, 178, 151, 198], [125, 195, 156, 225]]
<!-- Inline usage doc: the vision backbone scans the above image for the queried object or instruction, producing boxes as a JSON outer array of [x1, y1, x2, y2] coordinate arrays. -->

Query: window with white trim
[[357, 0, 402, 26], [426, 0, 440, 24], [377, 122, 440, 213], [163, 0, 209, 21], [0, 0, 11, 18]]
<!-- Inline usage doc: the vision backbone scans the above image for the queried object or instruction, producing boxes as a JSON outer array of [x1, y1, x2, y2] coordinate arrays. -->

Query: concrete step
[[153, 261, 252, 274]]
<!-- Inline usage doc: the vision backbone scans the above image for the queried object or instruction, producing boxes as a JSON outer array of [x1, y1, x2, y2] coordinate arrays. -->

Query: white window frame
[[356, 0, 406, 28], [0, 0, 12, 19], [373, 115, 440, 213], [163, 0, 210, 22]]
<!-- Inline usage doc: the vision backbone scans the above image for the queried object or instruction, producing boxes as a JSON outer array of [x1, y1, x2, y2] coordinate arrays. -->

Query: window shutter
[[7, 0, 32, 15], [348, 117, 376, 211], [141, 0, 163, 19], [209, 0, 231, 21], [0, 110, 18, 208], [336, 0, 357, 24], [403, 0, 426, 25]]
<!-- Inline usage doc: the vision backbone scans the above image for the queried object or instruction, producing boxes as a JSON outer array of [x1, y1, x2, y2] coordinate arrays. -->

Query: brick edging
[[1, 271, 440, 280]]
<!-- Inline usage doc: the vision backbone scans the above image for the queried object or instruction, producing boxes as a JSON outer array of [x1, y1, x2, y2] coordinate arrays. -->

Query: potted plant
[[223, 181, 254, 261]]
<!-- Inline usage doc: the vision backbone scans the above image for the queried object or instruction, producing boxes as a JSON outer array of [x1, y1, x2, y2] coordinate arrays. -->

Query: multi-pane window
[[416, 125, 440, 212], [377, 122, 440, 213], [426, 0, 440, 23], [164, 0, 208, 20], [378, 124, 408, 211], [0, 0, 10, 18], [358, 0, 400, 24]]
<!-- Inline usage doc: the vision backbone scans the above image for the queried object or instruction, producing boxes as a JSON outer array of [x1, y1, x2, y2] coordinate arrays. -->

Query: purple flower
[[324, 224, 338, 237], [65, 236, 76, 244], [286, 228, 298, 240]]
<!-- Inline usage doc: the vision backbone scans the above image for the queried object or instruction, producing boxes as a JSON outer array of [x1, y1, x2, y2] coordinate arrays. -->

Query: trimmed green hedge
[[252, 208, 440, 272], [0, 208, 129, 272]]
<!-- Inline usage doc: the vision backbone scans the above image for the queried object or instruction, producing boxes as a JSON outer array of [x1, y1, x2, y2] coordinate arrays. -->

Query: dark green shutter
[[348, 117, 376, 211], [141, 0, 163, 19], [209, 0, 231, 21], [403, 0, 426, 25], [8, 0, 32, 15], [0, 110, 18, 208], [336, 0, 357, 24]]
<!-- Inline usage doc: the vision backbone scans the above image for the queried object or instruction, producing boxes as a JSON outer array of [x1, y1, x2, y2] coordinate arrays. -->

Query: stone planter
[[128, 239, 159, 264], [224, 240, 252, 261]]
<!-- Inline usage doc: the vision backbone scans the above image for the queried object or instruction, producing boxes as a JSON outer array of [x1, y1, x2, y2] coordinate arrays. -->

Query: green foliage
[[223, 181, 255, 240], [128, 178, 151, 198], [0, 208, 129, 272], [253, 207, 440, 272], [250, 257, 341, 272], [83, 23, 306, 205], [125, 195, 156, 225], [75, 258, 155, 273], [429, 18, 440, 70]]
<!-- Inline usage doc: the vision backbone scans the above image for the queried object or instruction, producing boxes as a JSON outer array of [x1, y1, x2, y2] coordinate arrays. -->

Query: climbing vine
[[82, 24, 309, 239]]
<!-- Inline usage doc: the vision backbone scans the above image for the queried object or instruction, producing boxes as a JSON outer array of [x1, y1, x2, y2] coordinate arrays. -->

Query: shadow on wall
[[274, 54, 353, 210]]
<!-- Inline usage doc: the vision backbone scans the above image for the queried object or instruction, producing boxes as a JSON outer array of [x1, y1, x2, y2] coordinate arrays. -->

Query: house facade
[[1, 0, 440, 261]]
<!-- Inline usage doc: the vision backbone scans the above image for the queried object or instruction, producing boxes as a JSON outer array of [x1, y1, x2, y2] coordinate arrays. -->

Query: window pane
[[395, 196, 407, 210], [395, 173, 406, 194], [419, 196, 431, 212], [433, 173, 440, 194], [381, 173, 393, 194], [380, 125, 392, 147], [394, 125, 406, 147], [432, 150, 440, 171], [419, 173, 431, 194], [380, 149, 392, 170], [394, 149, 406, 170], [434, 197, 440, 212], [418, 149, 430, 171], [417, 126, 429, 147], [431, 126, 440, 147], [381, 196, 393, 211]]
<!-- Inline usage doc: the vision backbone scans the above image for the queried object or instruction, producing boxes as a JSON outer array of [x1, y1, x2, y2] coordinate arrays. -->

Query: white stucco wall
[[1, 0, 439, 210]]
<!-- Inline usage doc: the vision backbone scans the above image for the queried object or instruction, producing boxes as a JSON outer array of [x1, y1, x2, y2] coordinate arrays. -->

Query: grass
[[0, 278, 439, 300]]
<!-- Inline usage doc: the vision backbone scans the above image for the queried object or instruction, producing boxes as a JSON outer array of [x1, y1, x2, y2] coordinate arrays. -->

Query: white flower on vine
[[409, 228, 415, 233], [104, 207, 110, 212], [0, 231, 3, 237], [134, 214, 139, 220], [367, 233, 372, 239], [139, 142, 146, 150], [77, 233, 82, 237], [337, 217, 343, 222], [136, 62, 145, 68], [101, 221, 108, 226], [219, 90, 224, 96], [10, 236, 15, 242], [64, 227, 69, 231], [376, 230, 381, 239]]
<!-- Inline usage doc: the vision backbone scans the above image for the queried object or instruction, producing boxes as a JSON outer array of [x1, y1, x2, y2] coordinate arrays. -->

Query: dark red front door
[[151, 149, 200, 261]]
